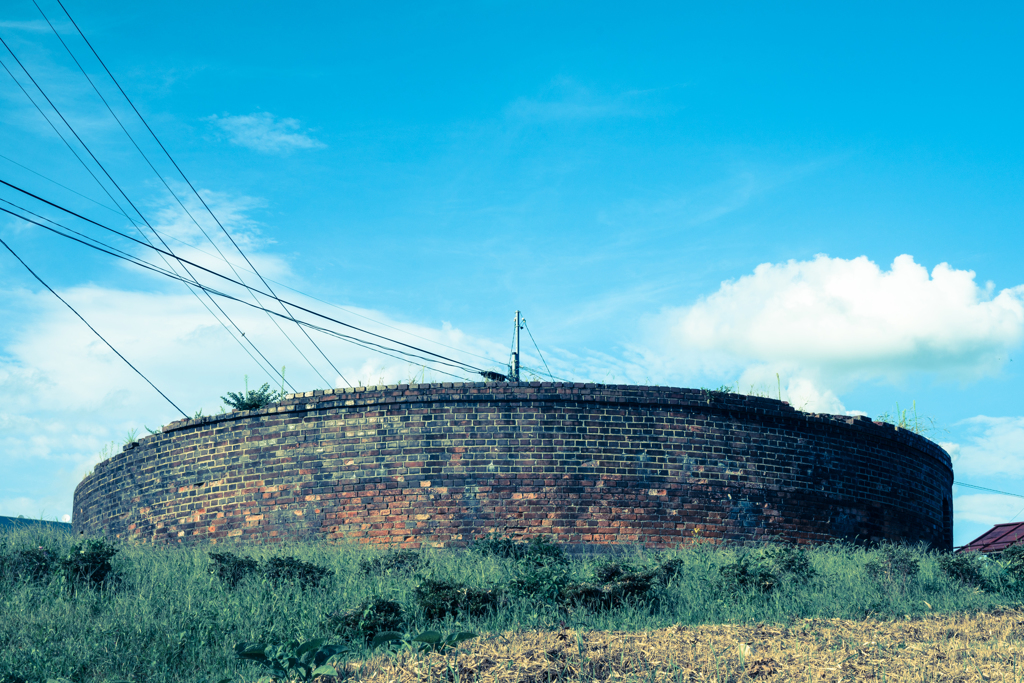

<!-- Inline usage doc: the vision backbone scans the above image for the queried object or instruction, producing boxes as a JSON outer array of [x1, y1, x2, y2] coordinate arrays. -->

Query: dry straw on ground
[[336, 609, 1024, 682]]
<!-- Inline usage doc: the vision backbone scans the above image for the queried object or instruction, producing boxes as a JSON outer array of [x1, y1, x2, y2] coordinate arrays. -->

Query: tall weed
[[1, 527, 1021, 683]]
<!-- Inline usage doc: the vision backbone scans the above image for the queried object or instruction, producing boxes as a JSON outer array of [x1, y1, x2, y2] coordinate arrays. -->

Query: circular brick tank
[[73, 383, 953, 550]]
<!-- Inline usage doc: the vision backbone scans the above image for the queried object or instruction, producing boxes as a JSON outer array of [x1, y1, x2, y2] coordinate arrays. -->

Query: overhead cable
[[522, 318, 555, 382], [0, 151, 126, 218], [0, 52, 136, 226], [954, 482, 1024, 524], [51, 0, 351, 387], [0, 204, 472, 380], [954, 482, 1024, 500], [0, 190, 489, 376], [1, 152, 507, 369], [1, 45, 282, 386], [4, 11, 502, 383], [520, 365, 575, 383], [0, 234, 188, 419], [34, 0, 321, 389], [2, 42, 501, 377], [0, 35, 296, 391], [0, 178, 489, 373], [0, 196, 293, 389]]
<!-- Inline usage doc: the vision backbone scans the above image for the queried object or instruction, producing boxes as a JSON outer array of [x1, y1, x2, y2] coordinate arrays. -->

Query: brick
[[73, 382, 953, 550]]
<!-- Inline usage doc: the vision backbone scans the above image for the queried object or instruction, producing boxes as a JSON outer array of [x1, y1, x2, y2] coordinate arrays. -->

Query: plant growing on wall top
[[876, 400, 942, 436], [221, 375, 283, 412]]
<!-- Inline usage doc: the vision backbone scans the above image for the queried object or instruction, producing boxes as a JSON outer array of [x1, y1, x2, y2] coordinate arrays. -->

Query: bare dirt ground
[[343, 609, 1024, 682]]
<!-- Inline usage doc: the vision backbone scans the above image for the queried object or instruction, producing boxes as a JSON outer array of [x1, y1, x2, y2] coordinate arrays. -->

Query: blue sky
[[1, 1, 1022, 547]]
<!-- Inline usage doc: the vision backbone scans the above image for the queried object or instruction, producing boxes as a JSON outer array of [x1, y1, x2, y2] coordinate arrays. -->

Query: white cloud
[[733, 367, 849, 414], [940, 441, 961, 461], [954, 492, 1024, 527], [635, 254, 1024, 412], [0, 282, 511, 519], [949, 416, 1024, 478], [204, 112, 325, 154], [0, 183, 570, 521], [137, 186, 293, 285], [0, 20, 52, 33], [505, 78, 654, 122]]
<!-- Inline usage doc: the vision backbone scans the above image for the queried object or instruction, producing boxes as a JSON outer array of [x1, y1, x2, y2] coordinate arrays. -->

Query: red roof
[[958, 522, 1024, 553]]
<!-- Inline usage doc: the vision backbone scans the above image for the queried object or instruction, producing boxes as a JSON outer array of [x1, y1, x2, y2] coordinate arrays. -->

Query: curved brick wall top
[[73, 382, 953, 550]]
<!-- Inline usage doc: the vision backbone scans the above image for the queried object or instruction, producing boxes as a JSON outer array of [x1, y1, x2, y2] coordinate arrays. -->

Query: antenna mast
[[510, 310, 521, 382]]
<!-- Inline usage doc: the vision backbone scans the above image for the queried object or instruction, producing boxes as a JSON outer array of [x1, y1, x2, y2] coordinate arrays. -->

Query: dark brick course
[[72, 383, 953, 549]]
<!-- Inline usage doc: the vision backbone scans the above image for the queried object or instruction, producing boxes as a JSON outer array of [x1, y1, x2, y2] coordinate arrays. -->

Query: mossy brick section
[[72, 383, 953, 550]]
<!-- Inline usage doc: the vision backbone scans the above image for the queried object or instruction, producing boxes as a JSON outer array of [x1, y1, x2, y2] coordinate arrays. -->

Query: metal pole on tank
[[511, 310, 521, 382]]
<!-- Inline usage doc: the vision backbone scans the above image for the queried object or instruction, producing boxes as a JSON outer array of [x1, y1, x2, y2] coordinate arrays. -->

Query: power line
[[521, 365, 575, 383], [1, 171, 536, 384], [33, 0, 317, 390], [0, 35, 151, 233], [2, 132, 507, 371], [1011, 504, 1024, 524], [954, 482, 1024, 524], [0, 152, 126, 218], [0, 234, 187, 419], [0, 197, 145, 263], [3, 14, 506, 385], [3, 31, 304, 392], [51, 0, 350, 388], [278, 292, 506, 367], [0, 35, 294, 391], [0, 52, 138, 227], [954, 482, 1024, 500], [0, 190, 492, 377], [0, 178, 491, 373], [521, 317, 554, 382], [0, 203, 475, 381], [0, 195, 294, 390]]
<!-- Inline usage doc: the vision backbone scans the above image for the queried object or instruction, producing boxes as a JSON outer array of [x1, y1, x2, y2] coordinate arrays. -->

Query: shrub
[[510, 562, 574, 603], [720, 553, 779, 593], [1000, 544, 1024, 586], [208, 552, 259, 589], [864, 543, 920, 587], [4, 546, 55, 583], [221, 376, 282, 412], [719, 544, 816, 594], [937, 551, 991, 590], [57, 539, 119, 589], [415, 579, 502, 619], [508, 559, 668, 610], [761, 544, 816, 583], [235, 639, 348, 682], [358, 549, 422, 576], [262, 556, 333, 590], [471, 534, 568, 565], [328, 597, 405, 644], [209, 553, 333, 590], [605, 568, 660, 600], [658, 556, 686, 579], [562, 562, 663, 609], [471, 533, 521, 559]]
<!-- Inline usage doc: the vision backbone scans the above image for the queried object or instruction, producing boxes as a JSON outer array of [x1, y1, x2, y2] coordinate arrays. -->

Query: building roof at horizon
[[0, 515, 72, 532], [957, 522, 1024, 554]]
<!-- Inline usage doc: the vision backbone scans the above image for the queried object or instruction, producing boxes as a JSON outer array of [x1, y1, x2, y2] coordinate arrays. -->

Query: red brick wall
[[72, 383, 954, 550]]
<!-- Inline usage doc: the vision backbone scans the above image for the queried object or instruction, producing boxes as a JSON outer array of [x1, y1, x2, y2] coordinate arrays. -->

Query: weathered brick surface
[[72, 383, 953, 550]]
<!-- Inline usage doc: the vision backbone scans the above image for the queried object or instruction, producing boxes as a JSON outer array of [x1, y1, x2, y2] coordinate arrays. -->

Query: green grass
[[0, 527, 1020, 683]]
